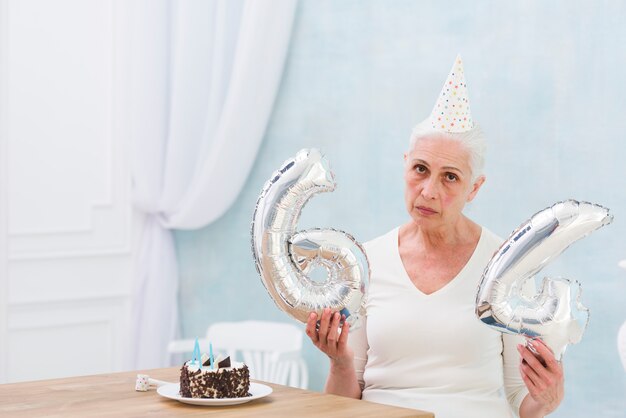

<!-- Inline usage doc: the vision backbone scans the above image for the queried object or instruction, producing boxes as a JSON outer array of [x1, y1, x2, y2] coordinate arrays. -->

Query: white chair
[[167, 320, 308, 389]]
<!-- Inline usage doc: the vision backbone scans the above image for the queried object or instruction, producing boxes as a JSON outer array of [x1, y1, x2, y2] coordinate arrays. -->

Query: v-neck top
[[395, 225, 485, 298], [349, 226, 529, 418]]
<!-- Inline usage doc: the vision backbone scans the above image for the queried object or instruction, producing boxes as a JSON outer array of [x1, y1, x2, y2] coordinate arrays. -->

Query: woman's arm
[[325, 356, 362, 398], [306, 308, 362, 399]]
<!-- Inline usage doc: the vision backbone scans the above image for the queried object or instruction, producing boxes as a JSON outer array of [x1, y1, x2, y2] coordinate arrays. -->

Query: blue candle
[[193, 338, 202, 370], [209, 342, 214, 370]]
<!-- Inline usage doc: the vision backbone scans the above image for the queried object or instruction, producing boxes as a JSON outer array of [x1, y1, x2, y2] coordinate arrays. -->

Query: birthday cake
[[179, 350, 250, 399]]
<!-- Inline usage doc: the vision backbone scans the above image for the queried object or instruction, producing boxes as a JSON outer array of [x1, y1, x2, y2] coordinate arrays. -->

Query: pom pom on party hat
[[429, 54, 475, 133]]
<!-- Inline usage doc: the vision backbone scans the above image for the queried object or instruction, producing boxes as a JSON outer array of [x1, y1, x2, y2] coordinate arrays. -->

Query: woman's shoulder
[[478, 225, 505, 254], [362, 226, 399, 254], [480, 226, 503, 243]]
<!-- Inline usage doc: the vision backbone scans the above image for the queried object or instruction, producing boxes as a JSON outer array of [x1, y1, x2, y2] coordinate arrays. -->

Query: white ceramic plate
[[157, 382, 273, 406]]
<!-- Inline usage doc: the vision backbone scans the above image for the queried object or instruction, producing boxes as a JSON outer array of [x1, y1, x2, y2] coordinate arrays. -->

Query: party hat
[[429, 55, 474, 133]]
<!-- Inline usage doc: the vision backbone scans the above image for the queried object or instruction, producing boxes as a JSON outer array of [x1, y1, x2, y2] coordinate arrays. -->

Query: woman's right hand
[[305, 308, 354, 368], [306, 308, 362, 399]]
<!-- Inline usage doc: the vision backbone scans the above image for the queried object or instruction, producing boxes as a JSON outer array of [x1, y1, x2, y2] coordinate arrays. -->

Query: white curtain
[[129, 0, 297, 369]]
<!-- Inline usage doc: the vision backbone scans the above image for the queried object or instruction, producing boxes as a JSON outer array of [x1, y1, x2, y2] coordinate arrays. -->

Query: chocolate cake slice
[[179, 360, 251, 398]]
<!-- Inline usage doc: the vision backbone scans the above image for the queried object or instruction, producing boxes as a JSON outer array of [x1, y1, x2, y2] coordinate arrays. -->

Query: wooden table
[[0, 368, 434, 417]]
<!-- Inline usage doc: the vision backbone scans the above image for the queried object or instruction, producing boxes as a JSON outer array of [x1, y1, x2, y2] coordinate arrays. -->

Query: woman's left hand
[[518, 338, 564, 417]]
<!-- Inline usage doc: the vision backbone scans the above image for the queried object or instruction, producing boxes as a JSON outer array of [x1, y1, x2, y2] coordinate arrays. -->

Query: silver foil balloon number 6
[[476, 200, 613, 359], [251, 149, 369, 325]]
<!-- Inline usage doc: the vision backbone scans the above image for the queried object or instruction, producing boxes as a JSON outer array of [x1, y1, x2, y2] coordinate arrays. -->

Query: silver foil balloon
[[476, 200, 613, 359], [251, 149, 369, 325]]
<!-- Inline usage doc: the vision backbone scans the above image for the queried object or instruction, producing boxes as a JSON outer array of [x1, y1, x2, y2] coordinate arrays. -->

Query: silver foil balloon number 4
[[476, 200, 613, 359], [251, 149, 369, 325]]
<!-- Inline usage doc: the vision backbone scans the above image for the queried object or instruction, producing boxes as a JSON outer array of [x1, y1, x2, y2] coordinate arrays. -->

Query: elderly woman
[[305, 57, 564, 418]]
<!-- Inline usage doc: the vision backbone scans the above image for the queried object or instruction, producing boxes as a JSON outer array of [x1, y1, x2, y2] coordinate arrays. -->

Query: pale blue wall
[[174, 1, 626, 416]]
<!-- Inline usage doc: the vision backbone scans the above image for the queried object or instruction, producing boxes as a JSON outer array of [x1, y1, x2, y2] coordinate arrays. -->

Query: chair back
[[206, 320, 308, 389]]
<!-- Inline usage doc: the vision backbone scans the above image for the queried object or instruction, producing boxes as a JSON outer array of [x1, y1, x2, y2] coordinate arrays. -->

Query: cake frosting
[[179, 358, 251, 398]]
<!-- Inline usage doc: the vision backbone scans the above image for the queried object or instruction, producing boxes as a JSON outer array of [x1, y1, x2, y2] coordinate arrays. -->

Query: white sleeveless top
[[349, 226, 529, 418]]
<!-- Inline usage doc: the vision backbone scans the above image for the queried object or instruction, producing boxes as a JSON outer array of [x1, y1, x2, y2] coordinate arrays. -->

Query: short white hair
[[408, 119, 486, 181]]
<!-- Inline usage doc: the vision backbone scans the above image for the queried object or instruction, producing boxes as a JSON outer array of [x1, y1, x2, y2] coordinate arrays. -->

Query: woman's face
[[404, 136, 484, 229]]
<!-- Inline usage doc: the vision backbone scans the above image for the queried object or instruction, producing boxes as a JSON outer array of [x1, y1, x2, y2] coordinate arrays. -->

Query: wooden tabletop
[[0, 367, 434, 417]]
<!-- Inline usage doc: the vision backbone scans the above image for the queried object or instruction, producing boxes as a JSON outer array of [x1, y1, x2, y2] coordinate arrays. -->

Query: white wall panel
[[0, 0, 136, 383], [8, 321, 113, 382], [8, 207, 130, 258], [8, 255, 131, 305], [7, 0, 114, 236], [6, 296, 128, 382], [6, 0, 131, 260]]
